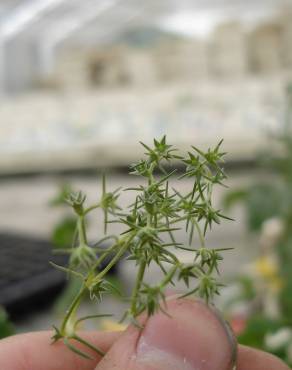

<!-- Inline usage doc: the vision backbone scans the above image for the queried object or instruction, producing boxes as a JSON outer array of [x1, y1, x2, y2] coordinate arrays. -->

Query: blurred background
[[1, 0, 292, 366]]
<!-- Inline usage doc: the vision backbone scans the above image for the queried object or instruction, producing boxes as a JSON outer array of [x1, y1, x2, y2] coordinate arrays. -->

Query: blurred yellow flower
[[255, 256, 277, 278], [101, 319, 127, 332], [255, 256, 283, 292]]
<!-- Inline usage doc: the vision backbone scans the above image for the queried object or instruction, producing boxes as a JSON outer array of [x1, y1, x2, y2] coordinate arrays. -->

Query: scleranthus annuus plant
[[51, 136, 233, 359]]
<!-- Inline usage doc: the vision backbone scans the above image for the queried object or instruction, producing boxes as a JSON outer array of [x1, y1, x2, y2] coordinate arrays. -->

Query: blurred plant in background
[[0, 306, 14, 339], [50, 183, 77, 250], [223, 84, 292, 366]]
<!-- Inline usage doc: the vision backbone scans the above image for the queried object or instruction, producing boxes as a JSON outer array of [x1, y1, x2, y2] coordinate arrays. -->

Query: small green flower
[[130, 160, 152, 177], [65, 191, 86, 215], [197, 274, 224, 303], [141, 136, 181, 165], [178, 263, 201, 287], [87, 278, 120, 301], [139, 283, 166, 316]]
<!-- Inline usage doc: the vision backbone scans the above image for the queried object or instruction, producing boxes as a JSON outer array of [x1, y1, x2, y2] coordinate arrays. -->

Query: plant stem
[[91, 243, 118, 272], [131, 259, 146, 315], [61, 285, 86, 334], [130, 164, 154, 315], [73, 334, 105, 357], [96, 236, 133, 279], [78, 215, 88, 246], [161, 265, 177, 287], [193, 220, 205, 247], [84, 203, 100, 215], [148, 163, 156, 185]]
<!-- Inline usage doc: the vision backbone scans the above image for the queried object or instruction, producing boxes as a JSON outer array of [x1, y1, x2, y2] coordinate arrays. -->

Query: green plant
[[222, 85, 292, 367], [51, 136, 232, 359], [0, 306, 14, 339]]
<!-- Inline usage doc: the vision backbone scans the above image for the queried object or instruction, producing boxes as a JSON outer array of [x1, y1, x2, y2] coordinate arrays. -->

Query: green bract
[[51, 136, 232, 359]]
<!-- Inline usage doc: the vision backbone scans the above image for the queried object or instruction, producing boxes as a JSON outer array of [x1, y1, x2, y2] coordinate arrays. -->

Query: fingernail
[[208, 303, 237, 367], [136, 299, 236, 370]]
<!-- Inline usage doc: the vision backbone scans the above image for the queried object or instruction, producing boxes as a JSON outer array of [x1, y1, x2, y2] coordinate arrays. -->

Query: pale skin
[[0, 299, 289, 370]]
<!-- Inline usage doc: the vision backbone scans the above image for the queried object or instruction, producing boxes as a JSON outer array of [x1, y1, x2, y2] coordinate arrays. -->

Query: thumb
[[96, 298, 237, 370]]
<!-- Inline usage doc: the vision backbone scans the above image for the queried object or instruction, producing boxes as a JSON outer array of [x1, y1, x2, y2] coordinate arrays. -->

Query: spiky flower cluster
[[51, 136, 232, 358]]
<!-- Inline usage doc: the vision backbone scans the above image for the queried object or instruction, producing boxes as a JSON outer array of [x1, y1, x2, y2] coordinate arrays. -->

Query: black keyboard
[[0, 233, 67, 316]]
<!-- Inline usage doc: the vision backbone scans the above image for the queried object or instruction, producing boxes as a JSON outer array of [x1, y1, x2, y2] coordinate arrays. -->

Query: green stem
[[78, 215, 88, 246], [131, 259, 146, 315], [84, 203, 100, 215], [148, 162, 156, 185], [95, 235, 134, 279], [161, 265, 177, 287], [61, 285, 86, 334], [91, 242, 119, 272], [193, 220, 205, 247], [73, 334, 105, 357], [131, 164, 156, 315]]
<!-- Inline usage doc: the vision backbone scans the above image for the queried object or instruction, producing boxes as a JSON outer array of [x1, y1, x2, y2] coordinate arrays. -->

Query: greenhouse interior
[[0, 0, 292, 368]]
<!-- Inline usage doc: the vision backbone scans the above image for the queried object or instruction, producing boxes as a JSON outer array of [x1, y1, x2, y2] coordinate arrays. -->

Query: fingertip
[[97, 298, 237, 370], [0, 330, 120, 370], [136, 298, 236, 370], [237, 345, 291, 370]]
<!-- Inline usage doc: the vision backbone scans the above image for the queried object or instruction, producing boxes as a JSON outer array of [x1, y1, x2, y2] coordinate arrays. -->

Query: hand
[[0, 298, 289, 370]]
